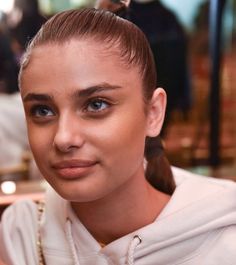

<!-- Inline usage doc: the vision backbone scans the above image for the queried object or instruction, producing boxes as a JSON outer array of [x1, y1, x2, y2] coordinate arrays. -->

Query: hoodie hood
[[40, 167, 236, 264]]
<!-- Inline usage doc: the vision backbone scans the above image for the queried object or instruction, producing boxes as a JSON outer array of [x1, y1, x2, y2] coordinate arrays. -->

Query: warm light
[[1, 181, 16, 195], [0, 0, 14, 13]]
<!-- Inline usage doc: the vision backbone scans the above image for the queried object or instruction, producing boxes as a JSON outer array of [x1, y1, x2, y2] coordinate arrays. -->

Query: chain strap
[[36, 201, 46, 265]]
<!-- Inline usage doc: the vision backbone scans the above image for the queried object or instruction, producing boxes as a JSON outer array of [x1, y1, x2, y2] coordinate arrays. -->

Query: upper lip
[[52, 159, 97, 169]]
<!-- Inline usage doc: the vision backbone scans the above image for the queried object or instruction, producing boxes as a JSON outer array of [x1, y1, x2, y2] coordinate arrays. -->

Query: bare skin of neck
[[71, 168, 170, 245]]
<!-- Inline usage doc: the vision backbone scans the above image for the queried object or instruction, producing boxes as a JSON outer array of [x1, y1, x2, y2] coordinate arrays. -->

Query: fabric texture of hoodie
[[1, 167, 236, 265]]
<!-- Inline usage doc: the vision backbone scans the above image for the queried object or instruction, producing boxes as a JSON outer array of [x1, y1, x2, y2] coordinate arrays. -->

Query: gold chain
[[36, 201, 46, 265]]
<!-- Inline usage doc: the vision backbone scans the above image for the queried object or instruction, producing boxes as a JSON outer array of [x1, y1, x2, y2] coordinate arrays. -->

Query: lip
[[52, 159, 98, 179]]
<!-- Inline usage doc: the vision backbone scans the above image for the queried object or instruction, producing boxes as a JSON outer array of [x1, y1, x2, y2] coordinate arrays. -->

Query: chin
[[55, 186, 103, 203], [47, 176, 111, 203]]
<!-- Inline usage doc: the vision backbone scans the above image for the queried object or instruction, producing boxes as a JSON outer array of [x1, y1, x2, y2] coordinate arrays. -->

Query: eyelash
[[28, 97, 112, 120], [30, 105, 55, 118], [83, 98, 111, 114]]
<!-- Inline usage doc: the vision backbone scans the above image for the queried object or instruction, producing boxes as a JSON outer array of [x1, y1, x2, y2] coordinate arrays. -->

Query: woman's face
[[21, 39, 164, 202]]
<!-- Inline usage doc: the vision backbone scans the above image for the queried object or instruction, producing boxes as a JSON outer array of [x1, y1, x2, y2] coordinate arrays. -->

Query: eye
[[30, 105, 54, 117], [86, 98, 110, 113]]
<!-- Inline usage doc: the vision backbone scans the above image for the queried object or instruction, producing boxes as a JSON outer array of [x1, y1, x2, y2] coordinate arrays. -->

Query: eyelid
[[29, 104, 55, 118], [82, 97, 116, 115], [84, 97, 110, 109]]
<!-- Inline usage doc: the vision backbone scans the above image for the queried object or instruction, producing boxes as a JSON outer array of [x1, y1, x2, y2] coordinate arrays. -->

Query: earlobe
[[146, 87, 166, 137]]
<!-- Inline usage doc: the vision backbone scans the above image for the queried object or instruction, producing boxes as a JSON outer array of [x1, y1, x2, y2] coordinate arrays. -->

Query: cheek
[[27, 124, 52, 159], [90, 109, 147, 160], [100, 117, 146, 186]]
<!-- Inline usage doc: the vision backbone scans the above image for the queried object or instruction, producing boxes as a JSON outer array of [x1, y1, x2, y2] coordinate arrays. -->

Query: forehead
[[29, 39, 121, 65], [23, 38, 135, 74], [20, 39, 142, 95]]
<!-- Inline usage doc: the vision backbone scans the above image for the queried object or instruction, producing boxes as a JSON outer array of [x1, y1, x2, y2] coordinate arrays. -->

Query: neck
[[71, 171, 170, 245]]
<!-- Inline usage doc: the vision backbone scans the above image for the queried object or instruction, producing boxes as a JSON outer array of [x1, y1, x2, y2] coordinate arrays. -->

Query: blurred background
[[0, 0, 236, 211]]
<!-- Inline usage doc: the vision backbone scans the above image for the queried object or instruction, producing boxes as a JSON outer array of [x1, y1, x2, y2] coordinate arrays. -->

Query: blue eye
[[31, 105, 54, 117], [86, 99, 109, 112]]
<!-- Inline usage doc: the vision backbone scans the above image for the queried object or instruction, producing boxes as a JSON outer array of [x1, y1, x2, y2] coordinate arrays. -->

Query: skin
[[95, 0, 131, 12], [21, 39, 169, 244]]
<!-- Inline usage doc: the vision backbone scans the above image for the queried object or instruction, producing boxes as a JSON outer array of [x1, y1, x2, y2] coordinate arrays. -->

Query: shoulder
[[205, 225, 236, 263], [1, 199, 38, 226], [171, 166, 236, 208], [0, 200, 39, 264], [172, 166, 236, 188]]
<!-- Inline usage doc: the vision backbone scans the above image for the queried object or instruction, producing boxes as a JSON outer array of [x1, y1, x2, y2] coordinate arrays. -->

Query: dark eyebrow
[[22, 83, 122, 102], [74, 83, 122, 98], [23, 93, 53, 102]]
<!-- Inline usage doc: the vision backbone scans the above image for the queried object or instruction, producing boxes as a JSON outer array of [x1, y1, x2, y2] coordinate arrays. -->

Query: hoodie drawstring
[[65, 218, 81, 265], [66, 219, 142, 265], [126, 235, 142, 265]]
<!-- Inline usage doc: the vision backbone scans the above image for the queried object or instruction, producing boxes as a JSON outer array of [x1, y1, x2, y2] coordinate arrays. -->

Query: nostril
[[52, 115, 85, 152], [53, 142, 78, 153], [53, 130, 85, 153]]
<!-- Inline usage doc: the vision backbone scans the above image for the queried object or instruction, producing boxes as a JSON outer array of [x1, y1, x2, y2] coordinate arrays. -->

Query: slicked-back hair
[[20, 8, 156, 102]]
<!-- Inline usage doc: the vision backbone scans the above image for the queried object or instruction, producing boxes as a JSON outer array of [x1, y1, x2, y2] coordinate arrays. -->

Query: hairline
[[19, 35, 145, 89]]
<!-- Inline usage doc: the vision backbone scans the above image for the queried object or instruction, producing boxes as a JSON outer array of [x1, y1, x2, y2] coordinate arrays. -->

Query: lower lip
[[55, 165, 96, 179]]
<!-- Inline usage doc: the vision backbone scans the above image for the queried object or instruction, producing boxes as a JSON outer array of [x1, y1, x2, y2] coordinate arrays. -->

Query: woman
[[1, 8, 236, 265]]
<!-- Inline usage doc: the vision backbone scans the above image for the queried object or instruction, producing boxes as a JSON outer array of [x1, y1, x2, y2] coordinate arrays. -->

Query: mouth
[[51, 159, 98, 179]]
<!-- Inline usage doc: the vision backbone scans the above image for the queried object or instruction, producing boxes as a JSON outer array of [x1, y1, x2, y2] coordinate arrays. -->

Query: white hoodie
[[1, 167, 236, 265]]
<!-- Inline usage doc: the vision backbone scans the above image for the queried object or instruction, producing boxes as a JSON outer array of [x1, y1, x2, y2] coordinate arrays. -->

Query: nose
[[53, 114, 85, 153]]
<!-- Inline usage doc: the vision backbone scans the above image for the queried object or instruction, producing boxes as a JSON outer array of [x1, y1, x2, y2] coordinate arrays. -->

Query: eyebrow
[[74, 83, 122, 98], [23, 93, 52, 102], [22, 83, 122, 102]]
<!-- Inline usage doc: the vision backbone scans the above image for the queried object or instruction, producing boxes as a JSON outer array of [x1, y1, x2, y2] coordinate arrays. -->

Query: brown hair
[[19, 8, 175, 195]]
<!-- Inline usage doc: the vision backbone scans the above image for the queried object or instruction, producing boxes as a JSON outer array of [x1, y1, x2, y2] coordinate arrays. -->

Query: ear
[[146, 87, 166, 137]]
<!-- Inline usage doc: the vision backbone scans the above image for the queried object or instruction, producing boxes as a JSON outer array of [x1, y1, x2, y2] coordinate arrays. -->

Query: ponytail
[[93, 2, 174, 194], [144, 136, 176, 195]]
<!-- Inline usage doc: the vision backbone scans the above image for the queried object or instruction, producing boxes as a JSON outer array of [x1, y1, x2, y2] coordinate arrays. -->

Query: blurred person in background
[[0, 92, 28, 169], [0, 11, 26, 177], [0, 92, 42, 180], [8, 0, 46, 63], [0, 13, 19, 93], [0, 0, 46, 179], [98, 0, 192, 135], [129, 0, 192, 134]]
